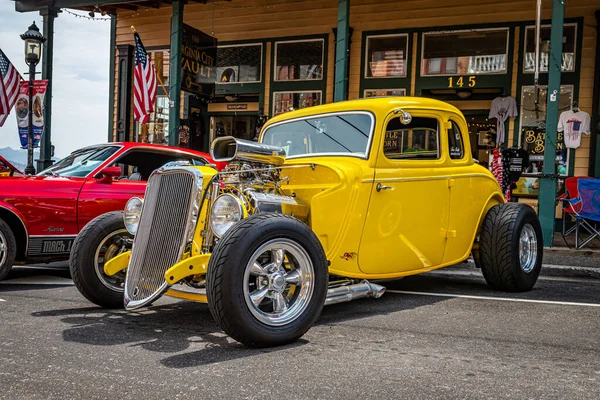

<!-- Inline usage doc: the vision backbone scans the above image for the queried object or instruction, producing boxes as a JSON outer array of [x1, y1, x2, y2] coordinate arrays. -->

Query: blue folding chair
[[564, 178, 600, 249]]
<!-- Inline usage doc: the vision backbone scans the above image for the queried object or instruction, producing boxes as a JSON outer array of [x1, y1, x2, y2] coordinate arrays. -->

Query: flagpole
[[131, 25, 170, 101]]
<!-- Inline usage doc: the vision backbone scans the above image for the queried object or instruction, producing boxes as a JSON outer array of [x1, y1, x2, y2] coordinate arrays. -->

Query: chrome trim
[[260, 111, 376, 161], [124, 164, 204, 309], [211, 136, 287, 165], [325, 280, 386, 306]]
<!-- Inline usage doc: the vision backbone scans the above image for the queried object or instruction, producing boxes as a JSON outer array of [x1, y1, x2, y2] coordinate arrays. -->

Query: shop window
[[523, 24, 576, 73], [262, 112, 373, 158], [384, 116, 440, 160], [518, 85, 573, 177], [136, 95, 170, 145], [448, 121, 464, 159], [216, 44, 262, 83], [274, 40, 324, 81], [421, 29, 509, 76], [364, 34, 408, 78], [273, 91, 322, 116], [364, 88, 406, 98]]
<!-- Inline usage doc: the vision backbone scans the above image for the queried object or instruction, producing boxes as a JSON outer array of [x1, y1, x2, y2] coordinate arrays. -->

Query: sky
[[0, 3, 110, 158]]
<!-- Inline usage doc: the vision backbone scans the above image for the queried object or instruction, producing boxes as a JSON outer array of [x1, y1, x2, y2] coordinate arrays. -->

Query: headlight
[[210, 194, 245, 238], [124, 197, 143, 235]]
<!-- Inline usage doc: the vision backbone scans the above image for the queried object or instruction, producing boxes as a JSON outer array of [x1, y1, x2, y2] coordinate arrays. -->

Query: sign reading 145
[[447, 76, 476, 88]]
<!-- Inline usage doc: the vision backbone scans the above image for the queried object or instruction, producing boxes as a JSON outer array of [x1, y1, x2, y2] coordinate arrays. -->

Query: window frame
[[420, 27, 510, 77], [260, 110, 376, 160], [273, 38, 326, 83], [271, 90, 323, 117], [364, 88, 407, 98], [216, 42, 264, 84], [447, 119, 465, 160], [363, 33, 410, 79], [382, 115, 442, 161], [517, 84, 574, 177], [522, 22, 578, 75]]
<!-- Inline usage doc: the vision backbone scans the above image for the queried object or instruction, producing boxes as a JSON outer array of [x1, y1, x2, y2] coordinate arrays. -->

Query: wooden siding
[[113, 0, 598, 175]]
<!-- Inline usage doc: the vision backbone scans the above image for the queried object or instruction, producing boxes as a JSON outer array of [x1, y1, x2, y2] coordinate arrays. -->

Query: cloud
[[0, 4, 110, 159]]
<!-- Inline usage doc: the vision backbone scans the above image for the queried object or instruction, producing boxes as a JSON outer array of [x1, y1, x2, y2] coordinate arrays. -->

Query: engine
[[206, 137, 309, 245]]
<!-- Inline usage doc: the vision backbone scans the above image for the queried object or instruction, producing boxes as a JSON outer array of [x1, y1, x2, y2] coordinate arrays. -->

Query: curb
[[462, 260, 600, 280]]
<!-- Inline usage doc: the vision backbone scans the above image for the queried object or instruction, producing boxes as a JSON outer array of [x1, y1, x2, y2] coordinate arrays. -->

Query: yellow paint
[[104, 251, 130, 276], [164, 289, 208, 303], [134, 97, 504, 297], [164, 254, 211, 285]]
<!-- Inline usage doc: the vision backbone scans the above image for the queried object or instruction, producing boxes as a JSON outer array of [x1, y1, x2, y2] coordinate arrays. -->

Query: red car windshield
[[37, 146, 120, 178]]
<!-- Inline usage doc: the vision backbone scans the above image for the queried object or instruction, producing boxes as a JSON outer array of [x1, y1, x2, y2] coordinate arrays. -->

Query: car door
[[358, 111, 450, 275]]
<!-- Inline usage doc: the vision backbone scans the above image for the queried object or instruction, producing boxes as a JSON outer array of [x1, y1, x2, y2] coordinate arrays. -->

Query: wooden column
[[334, 0, 350, 102], [168, 0, 184, 146], [116, 44, 133, 142], [538, 0, 565, 247]]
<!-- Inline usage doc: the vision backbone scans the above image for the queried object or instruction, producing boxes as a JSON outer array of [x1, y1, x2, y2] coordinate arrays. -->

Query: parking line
[[0, 298, 5, 302], [386, 290, 600, 308]]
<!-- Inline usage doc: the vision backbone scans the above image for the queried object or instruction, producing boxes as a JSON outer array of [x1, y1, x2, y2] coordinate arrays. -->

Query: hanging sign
[[181, 24, 217, 98], [15, 80, 48, 149]]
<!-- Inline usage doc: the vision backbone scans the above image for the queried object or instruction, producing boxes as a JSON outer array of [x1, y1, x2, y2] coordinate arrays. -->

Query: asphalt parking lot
[[1, 265, 599, 400]]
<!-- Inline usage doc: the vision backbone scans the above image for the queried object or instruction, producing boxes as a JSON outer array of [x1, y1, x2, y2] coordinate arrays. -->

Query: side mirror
[[95, 167, 121, 183]]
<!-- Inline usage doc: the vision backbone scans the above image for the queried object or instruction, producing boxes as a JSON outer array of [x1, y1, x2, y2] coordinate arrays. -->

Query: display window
[[216, 43, 263, 83], [518, 85, 573, 180], [364, 89, 406, 97], [421, 28, 509, 76], [523, 24, 577, 74], [272, 91, 322, 116], [364, 34, 409, 79], [274, 39, 324, 81], [383, 116, 440, 160]]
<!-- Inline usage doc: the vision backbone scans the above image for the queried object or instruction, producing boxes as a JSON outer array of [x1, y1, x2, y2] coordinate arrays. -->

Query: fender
[[474, 192, 506, 238], [0, 201, 30, 256]]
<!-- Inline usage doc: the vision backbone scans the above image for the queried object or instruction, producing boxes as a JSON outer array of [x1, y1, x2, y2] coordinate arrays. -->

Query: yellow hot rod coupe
[[70, 97, 543, 347]]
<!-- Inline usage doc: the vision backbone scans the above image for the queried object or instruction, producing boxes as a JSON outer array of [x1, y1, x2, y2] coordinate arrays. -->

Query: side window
[[384, 116, 440, 160], [448, 121, 464, 160]]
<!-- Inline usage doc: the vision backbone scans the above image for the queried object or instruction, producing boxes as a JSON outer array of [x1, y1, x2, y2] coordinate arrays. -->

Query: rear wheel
[[70, 211, 132, 308], [479, 203, 543, 292], [206, 213, 328, 347], [0, 218, 17, 281]]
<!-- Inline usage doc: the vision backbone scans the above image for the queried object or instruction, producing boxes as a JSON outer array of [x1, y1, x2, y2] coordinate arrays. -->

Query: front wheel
[[70, 211, 132, 308], [206, 213, 328, 348], [0, 218, 17, 281], [479, 203, 543, 292]]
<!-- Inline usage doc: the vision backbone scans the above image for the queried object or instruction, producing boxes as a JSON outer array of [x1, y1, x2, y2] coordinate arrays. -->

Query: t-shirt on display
[[557, 110, 591, 149]]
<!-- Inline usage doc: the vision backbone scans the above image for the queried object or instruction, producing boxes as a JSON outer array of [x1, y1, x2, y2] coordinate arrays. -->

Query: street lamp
[[20, 22, 46, 175]]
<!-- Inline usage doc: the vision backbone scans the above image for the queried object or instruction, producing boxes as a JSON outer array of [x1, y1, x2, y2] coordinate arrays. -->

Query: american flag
[[370, 50, 404, 77], [0, 49, 22, 127], [133, 32, 157, 124]]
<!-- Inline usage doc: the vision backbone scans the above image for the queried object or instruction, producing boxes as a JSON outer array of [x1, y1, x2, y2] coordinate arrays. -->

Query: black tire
[[0, 218, 17, 281], [479, 203, 544, 292], [206, 213, 328, 348], [70, 211, 131, 308]]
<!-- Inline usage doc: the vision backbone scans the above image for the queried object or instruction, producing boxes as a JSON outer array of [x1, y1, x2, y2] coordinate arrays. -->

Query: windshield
[[37, 146, 120, 178], [261, 112, 373, 158]]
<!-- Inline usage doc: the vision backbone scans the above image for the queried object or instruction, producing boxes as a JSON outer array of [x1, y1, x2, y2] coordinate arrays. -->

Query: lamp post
[[20, 22, 46, 175]]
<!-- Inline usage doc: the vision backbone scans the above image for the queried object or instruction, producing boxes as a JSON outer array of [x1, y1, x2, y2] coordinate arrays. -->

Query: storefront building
[[14, 0, 600, 245]]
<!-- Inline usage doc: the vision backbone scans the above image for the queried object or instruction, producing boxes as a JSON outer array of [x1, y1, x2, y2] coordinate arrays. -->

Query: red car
[[0, 142, 224, 280]]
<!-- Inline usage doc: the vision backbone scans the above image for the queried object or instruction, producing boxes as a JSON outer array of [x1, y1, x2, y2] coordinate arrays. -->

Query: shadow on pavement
[[30, 281, 449, 369]]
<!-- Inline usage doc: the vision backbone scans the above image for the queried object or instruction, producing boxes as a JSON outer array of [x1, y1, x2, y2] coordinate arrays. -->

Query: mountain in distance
[[0, 147, 59, 172]]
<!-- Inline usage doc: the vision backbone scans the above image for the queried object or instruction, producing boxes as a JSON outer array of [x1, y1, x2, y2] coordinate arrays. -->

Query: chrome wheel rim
[[94, 229, 131, 293], [243, 239, 314, 327], [519, 223, 538, 273], [0, 230, 7, 267]]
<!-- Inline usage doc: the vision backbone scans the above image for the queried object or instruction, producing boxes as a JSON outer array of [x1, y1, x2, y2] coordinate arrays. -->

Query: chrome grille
[[124, 167, 200, 309]]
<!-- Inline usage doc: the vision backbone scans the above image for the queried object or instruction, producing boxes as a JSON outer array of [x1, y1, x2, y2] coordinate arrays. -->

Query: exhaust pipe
[[325, 280, 386, 306]]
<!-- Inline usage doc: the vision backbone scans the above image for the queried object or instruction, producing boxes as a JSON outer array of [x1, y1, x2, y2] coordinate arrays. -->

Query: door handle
[[376, 183, 393, 192]]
